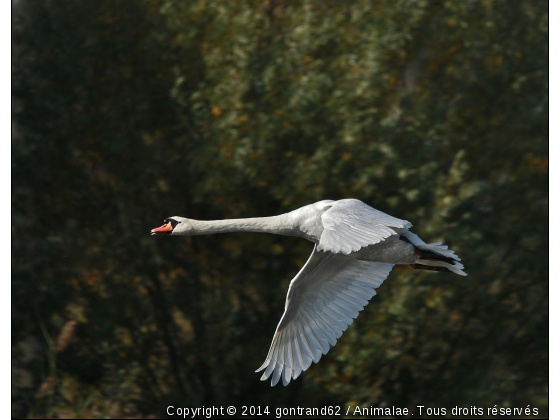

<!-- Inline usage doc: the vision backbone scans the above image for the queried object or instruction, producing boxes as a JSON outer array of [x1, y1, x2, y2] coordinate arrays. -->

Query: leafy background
[[12, 0, 548, 418]]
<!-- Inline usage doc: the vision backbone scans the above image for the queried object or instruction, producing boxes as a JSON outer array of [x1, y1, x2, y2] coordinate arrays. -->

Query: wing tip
[[255, 360, 269, 373]]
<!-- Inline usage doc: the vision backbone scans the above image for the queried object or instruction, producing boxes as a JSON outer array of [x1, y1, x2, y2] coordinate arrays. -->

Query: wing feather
[[318, 199, 412, 255], [257, 245, 393, 386]]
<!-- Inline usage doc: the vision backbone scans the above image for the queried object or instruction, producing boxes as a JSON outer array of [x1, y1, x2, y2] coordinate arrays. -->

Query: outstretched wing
[[255, 245, 393, 386], [318, 199, 412, 255]]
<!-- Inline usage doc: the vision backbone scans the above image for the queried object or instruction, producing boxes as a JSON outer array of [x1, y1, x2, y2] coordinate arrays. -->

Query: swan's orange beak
[[151, 221, 173, 235]]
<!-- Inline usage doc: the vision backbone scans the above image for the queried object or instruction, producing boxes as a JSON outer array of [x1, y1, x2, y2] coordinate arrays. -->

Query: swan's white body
[[151, 199, 466, 386]]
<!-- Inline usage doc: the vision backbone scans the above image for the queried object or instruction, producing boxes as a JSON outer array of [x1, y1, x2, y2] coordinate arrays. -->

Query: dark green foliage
[[12, 0, 547, 418]]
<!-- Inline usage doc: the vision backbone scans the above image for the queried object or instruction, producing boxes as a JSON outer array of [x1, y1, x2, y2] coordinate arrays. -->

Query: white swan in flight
[[151, 199, 466, 386]]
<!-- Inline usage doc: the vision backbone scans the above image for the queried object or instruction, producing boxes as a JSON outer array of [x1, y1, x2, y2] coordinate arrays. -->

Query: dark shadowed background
[[12, 0, 548, 418]]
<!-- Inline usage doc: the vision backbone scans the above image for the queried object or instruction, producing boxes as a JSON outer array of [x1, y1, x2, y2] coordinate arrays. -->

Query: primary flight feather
[[151, 199, 466, 386]]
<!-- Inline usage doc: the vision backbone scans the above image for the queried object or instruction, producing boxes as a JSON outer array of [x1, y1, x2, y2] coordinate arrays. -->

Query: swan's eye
[[165, 218, 179, 229]]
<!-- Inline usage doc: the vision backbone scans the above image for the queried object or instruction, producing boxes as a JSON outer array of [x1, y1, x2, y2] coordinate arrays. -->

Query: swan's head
[[151, 216, 194, 236]]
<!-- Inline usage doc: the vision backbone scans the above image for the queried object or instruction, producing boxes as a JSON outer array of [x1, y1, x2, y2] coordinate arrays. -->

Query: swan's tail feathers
[[416, 243, 461, 262], [398, 233, 466, 276], [410, 243, 467, 276]]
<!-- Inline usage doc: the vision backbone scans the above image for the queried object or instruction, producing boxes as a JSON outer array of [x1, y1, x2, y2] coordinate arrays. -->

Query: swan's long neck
[[188, 214, 299, 237]]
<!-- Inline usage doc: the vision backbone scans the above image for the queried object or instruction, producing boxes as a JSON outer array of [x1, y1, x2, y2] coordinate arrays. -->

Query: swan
[[151, 199, 466, 386]]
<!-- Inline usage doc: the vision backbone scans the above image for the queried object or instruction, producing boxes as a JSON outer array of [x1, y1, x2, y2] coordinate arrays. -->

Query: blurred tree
[[13, 0, 547, 418]]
